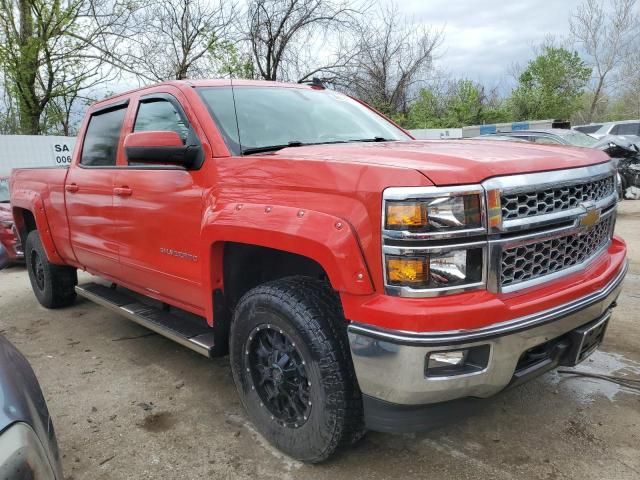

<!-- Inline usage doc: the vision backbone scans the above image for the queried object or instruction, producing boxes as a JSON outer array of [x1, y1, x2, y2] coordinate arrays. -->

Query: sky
[[402, 0, 585, 90]]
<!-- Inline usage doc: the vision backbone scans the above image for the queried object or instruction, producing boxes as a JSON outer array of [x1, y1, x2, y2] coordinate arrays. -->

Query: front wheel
[[229, 277, 364, 463], [25, 231, 77, 308]]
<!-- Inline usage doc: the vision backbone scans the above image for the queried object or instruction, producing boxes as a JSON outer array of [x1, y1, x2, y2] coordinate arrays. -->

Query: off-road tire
[[25, 230, 77, 308], [230, 276, 365, 463]]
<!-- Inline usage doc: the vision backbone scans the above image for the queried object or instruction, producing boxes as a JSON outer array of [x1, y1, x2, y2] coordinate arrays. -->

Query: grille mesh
[[501, 216, 613, 287], [501, 176, 614, 220]]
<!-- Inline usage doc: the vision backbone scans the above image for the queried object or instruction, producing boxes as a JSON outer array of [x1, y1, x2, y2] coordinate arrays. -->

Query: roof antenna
[[229, 67, 243, 155]]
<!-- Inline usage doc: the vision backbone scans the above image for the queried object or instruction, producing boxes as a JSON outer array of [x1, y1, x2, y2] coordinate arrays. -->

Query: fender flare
[[11, 190, 64, 264], [200, 202, 374, 320]]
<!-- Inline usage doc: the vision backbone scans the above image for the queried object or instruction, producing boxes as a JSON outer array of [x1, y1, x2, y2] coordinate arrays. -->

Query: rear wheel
[[25, 231, 77, 308], [230, 276, 364, 463]]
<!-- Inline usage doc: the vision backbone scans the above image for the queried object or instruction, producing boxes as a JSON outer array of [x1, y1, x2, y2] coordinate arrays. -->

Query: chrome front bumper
[[348, 261, 628, 405]]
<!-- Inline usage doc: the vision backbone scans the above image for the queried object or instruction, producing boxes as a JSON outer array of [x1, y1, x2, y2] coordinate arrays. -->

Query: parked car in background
[[574, 120, 640, 140], [484, 128, 599, 147], [0, 177, 23, 262], [595, 137, 640, 199], [0, 244, 64, 479]]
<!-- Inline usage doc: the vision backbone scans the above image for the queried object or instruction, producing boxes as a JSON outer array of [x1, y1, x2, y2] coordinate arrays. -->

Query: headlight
[[386, 248, 484, 290], [385, 194, 482, 232], [383, 185, 487, 296]]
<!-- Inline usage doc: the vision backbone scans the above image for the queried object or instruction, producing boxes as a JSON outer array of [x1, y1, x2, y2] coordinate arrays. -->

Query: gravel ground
[[1, 202, 639, 480]]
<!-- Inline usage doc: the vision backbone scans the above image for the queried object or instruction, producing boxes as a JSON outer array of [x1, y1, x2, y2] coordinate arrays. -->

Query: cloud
[[400, 0, 584, 88]]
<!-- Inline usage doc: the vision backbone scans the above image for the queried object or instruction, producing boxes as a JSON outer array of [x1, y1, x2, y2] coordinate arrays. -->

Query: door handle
[[113, 187, 133, 197], [65, 184, 79, 193]]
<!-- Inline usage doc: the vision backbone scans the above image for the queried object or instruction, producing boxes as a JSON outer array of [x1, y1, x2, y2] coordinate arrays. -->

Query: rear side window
[[134, 99, 189, 143], [612, 122, 640, 135], [80, 106, 127, 167], [574, 125, 602, 134]]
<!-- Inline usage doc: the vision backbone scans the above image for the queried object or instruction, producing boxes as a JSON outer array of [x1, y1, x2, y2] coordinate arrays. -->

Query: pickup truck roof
[[97, 79, 315, 106]]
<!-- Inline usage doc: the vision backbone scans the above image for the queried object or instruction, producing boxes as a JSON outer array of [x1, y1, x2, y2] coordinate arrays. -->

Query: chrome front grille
[[501, 175, 614, 220], [500, 215, 614, 287], [484, 163, 617, 293]]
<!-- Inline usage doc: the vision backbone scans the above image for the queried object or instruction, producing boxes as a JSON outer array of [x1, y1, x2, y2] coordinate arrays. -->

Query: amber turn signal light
[[385, 202, 427, 229], [386, 256, 429, 285]]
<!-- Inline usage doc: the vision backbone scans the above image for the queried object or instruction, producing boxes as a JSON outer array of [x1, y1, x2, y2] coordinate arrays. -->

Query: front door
[[113, 94, 205, 313], [66, 104, 128, 279]]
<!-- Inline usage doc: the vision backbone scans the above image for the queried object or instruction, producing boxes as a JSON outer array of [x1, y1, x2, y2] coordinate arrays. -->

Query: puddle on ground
[[545, 350, 640, 403], [137, 412, 176, 433]]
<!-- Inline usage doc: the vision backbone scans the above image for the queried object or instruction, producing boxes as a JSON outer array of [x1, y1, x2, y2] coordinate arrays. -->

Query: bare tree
[[345, 2, 443, 115], [246, 0, 365, 82], [570, 0, 640, 122], [614, 50, 640, 119], [130, 0, 238, 81]]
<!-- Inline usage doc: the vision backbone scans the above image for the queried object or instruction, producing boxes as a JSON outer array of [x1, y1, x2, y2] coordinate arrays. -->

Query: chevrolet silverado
[[10, 80, 628, 462]]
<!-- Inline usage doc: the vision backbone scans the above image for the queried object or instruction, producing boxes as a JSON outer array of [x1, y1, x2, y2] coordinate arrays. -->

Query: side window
[[134, 99, 189, 143], [80, 106, 127, 167], [615, 123, 640, 135]]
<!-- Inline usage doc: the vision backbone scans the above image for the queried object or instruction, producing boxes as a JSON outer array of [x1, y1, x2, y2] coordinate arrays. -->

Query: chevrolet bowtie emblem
[[579, 204, 601, 228]]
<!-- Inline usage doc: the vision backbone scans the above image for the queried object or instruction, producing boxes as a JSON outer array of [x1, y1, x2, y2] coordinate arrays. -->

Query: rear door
[[65, 103, 128, 278], [113, 92, 206, 313]]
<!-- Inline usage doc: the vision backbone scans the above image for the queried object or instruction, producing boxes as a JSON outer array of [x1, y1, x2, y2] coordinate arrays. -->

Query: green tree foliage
[[401, 79, 510, 129], [508, 46, 591, 121], [0, 0, 88, 134]]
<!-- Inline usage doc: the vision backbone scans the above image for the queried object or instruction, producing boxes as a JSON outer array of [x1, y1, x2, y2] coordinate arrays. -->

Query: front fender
[[201, 202, 375, 298]]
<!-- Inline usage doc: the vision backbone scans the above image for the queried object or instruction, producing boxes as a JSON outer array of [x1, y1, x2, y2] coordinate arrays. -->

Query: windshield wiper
[[241, 137, 396, 155], [348, 136, 397, 143], [242, 141, 304, 155]]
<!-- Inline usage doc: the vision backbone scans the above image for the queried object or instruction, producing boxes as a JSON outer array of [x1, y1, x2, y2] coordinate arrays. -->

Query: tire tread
[[232, 275, 365, 462]]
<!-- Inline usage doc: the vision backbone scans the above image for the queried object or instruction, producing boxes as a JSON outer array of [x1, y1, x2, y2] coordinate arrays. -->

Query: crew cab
[[9, 80, 628, 462]]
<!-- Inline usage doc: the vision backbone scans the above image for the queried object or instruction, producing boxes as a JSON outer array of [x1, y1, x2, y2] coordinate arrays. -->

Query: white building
[[410, 128, 463, 140]]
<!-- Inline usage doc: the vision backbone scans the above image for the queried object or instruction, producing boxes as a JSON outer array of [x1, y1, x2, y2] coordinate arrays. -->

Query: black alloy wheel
[[30, 247, 46, 291], [246, 325, 312, 428]]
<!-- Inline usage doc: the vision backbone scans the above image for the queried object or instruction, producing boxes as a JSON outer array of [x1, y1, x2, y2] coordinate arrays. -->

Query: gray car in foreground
[[0, 244, 63, 479]]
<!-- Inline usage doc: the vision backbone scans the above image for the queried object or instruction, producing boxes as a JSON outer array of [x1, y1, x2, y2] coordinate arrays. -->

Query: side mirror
[[124, 131, 201, 167], [0, 244, 9, 270]]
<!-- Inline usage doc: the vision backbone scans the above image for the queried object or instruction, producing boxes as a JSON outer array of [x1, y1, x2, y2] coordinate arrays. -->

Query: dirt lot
[[1, 203, 639, 480]]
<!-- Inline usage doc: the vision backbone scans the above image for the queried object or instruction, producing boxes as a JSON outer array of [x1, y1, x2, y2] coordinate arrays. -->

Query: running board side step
[[76, 283, 215, 358]]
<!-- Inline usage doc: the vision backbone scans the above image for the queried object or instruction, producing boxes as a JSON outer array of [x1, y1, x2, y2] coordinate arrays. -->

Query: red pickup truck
[[10, 80, 628, 462]]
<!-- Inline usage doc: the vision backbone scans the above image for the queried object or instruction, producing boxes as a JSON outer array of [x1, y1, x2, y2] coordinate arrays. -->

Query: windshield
[[198, 86, 411, 155], [0, 179, 8, 203], [562, 131, 598, 147]]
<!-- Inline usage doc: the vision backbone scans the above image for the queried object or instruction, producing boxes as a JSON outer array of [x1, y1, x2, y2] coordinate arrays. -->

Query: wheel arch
[[200, 203, 375, 328], [12, 202, 63, 264]]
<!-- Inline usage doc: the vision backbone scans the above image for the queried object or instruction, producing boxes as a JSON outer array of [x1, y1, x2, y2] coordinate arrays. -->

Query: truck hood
[[270, 140, 611, 185]]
